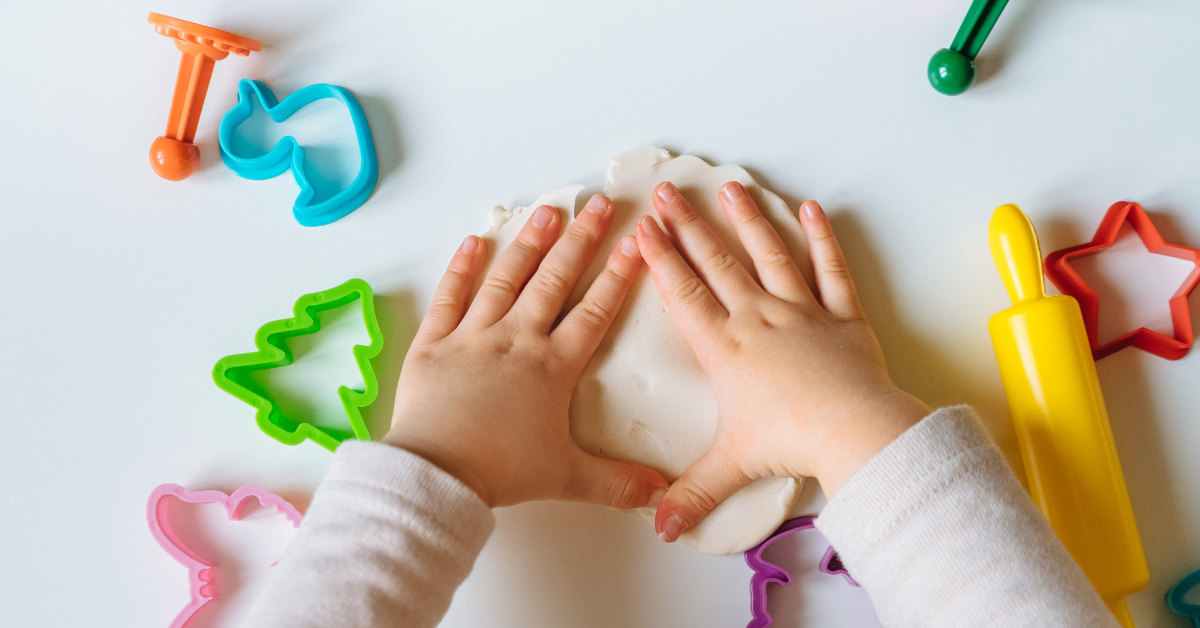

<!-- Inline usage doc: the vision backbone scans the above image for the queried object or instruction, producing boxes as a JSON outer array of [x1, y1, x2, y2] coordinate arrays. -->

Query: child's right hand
[[635, 181, 932, 543]]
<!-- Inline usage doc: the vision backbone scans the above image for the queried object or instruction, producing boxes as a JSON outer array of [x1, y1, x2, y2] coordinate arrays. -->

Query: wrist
[[812, 389, 930, 498], [382, 427, 497, 508]]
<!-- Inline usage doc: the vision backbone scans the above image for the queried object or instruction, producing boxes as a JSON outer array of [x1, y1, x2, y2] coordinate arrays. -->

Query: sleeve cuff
[[329, 440, 496, 551], [814, 405, 993, 553]]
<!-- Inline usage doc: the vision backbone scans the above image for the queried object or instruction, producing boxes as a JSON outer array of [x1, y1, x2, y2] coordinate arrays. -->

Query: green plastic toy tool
[[929, 0, 1010, 95], [213, 278, 384, 452]]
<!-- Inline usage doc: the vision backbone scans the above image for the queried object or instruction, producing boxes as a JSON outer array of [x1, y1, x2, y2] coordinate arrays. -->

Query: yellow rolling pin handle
[[987, 204, 1147, 627]]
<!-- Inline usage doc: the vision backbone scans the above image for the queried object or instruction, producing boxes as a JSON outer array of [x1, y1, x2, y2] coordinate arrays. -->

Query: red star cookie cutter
[[1044, 201, 1200, 361]]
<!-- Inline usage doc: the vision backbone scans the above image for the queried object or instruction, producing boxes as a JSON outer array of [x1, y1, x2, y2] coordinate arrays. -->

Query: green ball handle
[[929, 0, 1010, 96]]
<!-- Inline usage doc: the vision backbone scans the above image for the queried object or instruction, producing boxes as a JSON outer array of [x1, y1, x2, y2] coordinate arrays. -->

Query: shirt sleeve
[[243, 441, 495, 628], [814, 406, 1121, 628]]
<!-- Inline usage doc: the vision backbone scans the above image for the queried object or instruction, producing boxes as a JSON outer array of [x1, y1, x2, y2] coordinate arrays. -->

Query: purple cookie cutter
[[745, 516, 860, 628], [147, 483, 303, 628]]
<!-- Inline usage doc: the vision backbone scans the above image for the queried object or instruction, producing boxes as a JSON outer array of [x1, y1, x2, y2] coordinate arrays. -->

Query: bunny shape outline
[[147, 483, 303, 628], [219, 79, 379, 227]]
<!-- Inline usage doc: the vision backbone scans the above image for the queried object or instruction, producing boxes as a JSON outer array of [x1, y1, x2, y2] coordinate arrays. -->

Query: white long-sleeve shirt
[[243, 406, 1120, 627]]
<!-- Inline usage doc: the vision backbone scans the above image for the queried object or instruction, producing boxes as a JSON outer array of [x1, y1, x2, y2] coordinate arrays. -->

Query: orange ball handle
[[147, 13, 261, 181]]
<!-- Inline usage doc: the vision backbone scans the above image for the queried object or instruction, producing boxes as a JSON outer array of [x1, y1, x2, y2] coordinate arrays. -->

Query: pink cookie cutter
[[147, 483, 303, 628], [744, 516, 860, 628]]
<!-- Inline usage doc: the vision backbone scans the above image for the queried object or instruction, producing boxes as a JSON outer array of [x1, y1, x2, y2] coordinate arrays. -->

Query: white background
[[2, 1, 1199, 626]]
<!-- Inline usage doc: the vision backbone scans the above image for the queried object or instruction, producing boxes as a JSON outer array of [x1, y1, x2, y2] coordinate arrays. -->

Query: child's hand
[[384, 195, 670, 510], [635, 182, 931, 543]]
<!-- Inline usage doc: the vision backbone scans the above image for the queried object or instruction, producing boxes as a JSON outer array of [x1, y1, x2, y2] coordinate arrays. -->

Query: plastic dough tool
[[148, 13, 261, 181], [744, 516, 864, 628], [219, 79, 379, 226], [928, 0, 1009, 95], [987, 204, 1147, 627], [147, 483, 302, 628], [1167, 569, 1200, 627], [213, 278, 383, 451], [1044, 201, 1200, 361]]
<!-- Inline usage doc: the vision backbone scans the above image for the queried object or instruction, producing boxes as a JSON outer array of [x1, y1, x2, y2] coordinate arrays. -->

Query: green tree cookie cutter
[[213, 278, 384, 451]]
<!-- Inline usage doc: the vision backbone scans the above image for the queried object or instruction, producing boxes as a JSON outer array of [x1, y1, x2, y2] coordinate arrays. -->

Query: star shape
[[1044, 201, 1200, 361]]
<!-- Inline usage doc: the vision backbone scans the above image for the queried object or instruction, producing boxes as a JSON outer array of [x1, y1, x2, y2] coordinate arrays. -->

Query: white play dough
[[482, 184, 583, 257], [483, 148, 812, 555]]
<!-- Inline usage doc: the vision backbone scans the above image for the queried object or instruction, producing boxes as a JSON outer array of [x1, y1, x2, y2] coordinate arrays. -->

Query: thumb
[[561, 448, 671, 510], [654, 447, 751, 543]]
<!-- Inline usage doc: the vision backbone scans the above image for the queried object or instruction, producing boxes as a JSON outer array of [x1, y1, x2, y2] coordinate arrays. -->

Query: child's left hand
[[383, 195, 670, 510]]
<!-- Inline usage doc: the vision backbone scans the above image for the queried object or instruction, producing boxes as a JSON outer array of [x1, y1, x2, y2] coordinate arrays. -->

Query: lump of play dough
[[483, 148, 812, 555]]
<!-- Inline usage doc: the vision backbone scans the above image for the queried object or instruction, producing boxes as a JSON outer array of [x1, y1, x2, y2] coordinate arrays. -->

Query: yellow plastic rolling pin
[[987, 204, 1148, 626]]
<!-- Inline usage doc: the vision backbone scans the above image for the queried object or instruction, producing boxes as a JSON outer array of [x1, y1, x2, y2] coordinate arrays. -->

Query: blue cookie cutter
[[219, 79, 379, 227], [1167, 568, 1200, 627]]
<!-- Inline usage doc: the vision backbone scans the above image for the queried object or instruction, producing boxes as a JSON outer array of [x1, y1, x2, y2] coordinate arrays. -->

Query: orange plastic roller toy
[[147, 13, 261, 181]]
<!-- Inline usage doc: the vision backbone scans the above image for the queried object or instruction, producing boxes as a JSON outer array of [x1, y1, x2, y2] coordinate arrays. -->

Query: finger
[[653, 182, 762, 309], [635, 216, 729, 351], [718, 182, 813, 304], [553, 235, 642, 360], [511, 195, 613, 332], [464, 205, 561, 328], [414, 236, 488, 344], [561, 447, 670, 509], [653, 447, 752, 543], [798, 201, 864, 320]]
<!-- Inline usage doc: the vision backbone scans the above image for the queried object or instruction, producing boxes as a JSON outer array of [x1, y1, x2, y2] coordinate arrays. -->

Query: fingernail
[[531, 205, 553, 228], [585, 195, 610, 214], [638, 216, 660, 235], [662, 515, 687, 543], [721, 182, 746, 203], [803, 201, 823, 219], [620, 236, 639, 257], [460, 236, 478, 254], [647, 488, 666, 508], [656, 182, 679, 203]]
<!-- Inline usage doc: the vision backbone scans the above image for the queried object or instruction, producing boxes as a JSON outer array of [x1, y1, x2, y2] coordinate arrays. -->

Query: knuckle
[[681, 485, 720, 514], [512, 235, 543, 259], [639, 230, 675, 258], [818, 257, 851, 278], [671, 276, 710, 306], [574, 298, 615, 329], [480, 273, 520, 296], [605, 469, 642, 508], [542, 347, 572, 375], [534, 264, 572, 297], [568, 219, 600, 244], [757, 248, 794, 269], [737, 207, 769, 226], [430, 293, 460, 310], [605, 260, 633, 283], [488, 327, 521, 357], [811, 227, 839, 245], [700, 251, 739, 275], [644, 240, 672, 261], [444, 264, 473, 282], [750, 313, 776, 331], [671, 207, 702, 227], [406, 345, 436, 363]]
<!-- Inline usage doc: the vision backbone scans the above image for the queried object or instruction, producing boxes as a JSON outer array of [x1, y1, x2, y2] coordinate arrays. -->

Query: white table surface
[[3, 1, 1199, 626]]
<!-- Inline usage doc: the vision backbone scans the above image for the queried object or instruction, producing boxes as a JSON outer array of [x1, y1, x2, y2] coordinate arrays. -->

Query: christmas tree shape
[[213, 279, 384, 451]]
